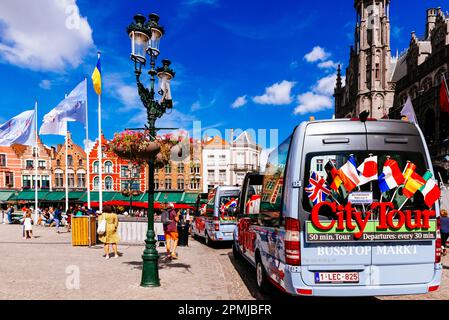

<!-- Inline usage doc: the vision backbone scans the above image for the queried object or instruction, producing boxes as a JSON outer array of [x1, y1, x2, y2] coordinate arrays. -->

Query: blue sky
[[0, 0, 446, 151]]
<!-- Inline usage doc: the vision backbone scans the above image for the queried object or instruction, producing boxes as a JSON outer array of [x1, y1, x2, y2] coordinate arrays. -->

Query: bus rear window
[[302, 151, 429, 216]]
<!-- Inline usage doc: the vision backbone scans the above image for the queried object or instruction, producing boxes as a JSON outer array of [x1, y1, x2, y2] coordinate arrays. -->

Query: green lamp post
[[127, 13, 176, 287]]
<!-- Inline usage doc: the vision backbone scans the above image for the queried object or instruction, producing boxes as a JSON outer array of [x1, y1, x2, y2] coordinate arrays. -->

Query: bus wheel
[[256, 255, 269, 293], [205, 232, 211, 246], [232, 242, 241, 260]]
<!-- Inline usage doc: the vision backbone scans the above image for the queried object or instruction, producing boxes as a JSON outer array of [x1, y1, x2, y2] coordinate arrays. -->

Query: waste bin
[[177, 223, 189, 247], [72, 216, 97, 246]]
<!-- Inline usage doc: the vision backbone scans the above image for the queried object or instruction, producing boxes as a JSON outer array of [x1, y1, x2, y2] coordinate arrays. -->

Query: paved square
[[0, 224, 447, 300]]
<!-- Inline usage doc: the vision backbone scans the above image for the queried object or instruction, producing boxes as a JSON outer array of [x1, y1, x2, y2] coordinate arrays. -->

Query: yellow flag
[[91, 56, 102, 95]]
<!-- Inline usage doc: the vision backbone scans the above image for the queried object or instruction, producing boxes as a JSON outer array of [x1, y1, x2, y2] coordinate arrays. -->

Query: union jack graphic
[[305, 171, 331, 205]]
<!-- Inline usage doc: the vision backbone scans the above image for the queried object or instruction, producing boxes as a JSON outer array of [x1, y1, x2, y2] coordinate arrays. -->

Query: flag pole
[[65, 121, 69, 214], [98, 93, 103, 212], [85, 78, 91, 210], [98, 52, 103, 213], [34, 101, 39, 223]]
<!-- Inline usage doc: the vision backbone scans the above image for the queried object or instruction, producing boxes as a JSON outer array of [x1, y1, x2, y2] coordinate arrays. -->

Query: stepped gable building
[[0, 146, 23, 190], [334, 0, 396, 119], [88, 133, 147, 193], [51, 131, 87, 191], [12, 137, 52, 190]]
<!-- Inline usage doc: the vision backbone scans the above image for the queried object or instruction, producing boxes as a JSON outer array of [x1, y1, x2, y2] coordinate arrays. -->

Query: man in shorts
[[164, 203, 180, 259]]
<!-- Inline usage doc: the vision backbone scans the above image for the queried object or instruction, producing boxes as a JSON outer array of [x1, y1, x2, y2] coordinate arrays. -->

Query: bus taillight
[[435, 217, 442, 264], [285, 218, 301, 266]]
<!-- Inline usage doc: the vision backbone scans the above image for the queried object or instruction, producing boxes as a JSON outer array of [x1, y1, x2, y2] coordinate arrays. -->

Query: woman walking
[[98, 206, 120, 260]]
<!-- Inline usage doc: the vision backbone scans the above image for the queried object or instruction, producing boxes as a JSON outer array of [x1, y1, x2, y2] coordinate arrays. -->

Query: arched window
[[93, 161, 99, 174], [56, 159, 61, 167], [177, 177, 185, 190], [165, 163, 171, 174], [79, 159, 83, 167], [93, 177, 100, 190], [165, 178, 172, 190], [67, 155, 73, 167], [105, 161, 113, 174], [105, 176, 113, 190]]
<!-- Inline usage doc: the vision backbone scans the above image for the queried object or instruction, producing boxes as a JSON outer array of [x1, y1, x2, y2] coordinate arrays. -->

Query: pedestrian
[[98, 206, 120, 260], [6, 205, 13, 224], [75, 206, 84, 217], [24, 210, 33, 239], [53, 207, 62, 233], [185, 209, 192, 234], [66, 207, 73, 232], [163, 202, 180, 260], [441, 209, 449, 256]]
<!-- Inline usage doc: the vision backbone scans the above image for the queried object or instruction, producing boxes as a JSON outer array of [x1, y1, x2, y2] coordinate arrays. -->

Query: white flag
[[39, 108, 67, 136], [400, 96, 417, 124], [40, 79, 87, 136], [0, 110, 36, 146]]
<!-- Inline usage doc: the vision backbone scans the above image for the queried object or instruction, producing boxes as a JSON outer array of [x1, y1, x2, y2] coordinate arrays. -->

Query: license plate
[[315, 272, 359, 284]]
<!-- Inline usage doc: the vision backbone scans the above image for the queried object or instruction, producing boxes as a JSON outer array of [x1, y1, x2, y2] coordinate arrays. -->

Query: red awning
[[83, 201, 193, 210]]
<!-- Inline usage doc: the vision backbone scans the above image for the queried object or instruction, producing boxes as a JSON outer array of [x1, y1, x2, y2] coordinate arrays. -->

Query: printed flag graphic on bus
[[305, 171, 331, 205]]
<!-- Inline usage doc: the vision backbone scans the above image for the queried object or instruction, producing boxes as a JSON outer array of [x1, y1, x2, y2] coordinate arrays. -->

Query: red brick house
[[88, 134, 147, 193]]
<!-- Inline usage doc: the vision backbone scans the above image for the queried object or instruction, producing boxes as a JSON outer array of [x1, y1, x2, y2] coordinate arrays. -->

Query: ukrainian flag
[[92, 55, 102, 95]]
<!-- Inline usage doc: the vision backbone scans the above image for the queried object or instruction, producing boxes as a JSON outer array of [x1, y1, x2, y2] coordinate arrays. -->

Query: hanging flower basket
[[110, 130, 189, 165], [110, 130, 161, 161]]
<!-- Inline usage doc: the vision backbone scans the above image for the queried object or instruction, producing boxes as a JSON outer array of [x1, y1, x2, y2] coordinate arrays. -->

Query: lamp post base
[[140, 230, 160, 287]]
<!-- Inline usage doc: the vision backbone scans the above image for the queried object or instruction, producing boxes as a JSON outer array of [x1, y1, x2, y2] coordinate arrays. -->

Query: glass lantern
[[130, 30, 149, 65], [147, 14, 164, 57]]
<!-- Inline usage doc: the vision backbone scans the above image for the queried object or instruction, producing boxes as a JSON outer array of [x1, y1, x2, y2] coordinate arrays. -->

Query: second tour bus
[[192, 186, 240, 245], [233, 118, 442, 296]]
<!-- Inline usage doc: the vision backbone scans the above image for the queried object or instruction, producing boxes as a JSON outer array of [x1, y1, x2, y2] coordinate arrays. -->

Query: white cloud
[[83, 139, 95, 153], [231, 95, 248, 109], [318, 60, 339, 69], [304, 46, 330, 63], [0, 0, 94, 71], [39, 80, 52, 90], [190, 98, 216, 112], [253, 80, 296, 105], [294, 92, 333, 115], [313, 73, 338, 96], [294, 72, 345, 116], [103, 73, 140, 112]]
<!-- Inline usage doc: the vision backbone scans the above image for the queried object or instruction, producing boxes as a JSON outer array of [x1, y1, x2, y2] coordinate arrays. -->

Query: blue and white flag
[[0, 110, 36, 146], [40, 79, 87, 136]]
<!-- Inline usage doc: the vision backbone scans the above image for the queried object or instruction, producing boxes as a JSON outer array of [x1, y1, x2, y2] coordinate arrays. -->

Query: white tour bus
[[233, 118, 442, 297], [192, 186, 240, 245]]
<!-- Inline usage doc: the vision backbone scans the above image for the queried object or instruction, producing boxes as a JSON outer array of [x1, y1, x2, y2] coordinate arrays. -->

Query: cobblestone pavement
[[0, 224, 447, 300]]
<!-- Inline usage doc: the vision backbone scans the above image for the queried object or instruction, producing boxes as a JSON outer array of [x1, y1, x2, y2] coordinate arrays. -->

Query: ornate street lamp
[[127, 13, 175, 287], [121, 162, 143, 216]]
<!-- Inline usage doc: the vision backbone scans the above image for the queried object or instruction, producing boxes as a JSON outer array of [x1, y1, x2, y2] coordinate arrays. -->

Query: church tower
[[355, 0, 395, 118], [335, 0, 396, 118]]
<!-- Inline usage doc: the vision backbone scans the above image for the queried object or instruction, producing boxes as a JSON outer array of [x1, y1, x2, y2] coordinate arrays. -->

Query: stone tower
[[335, 0, 396, 118]]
